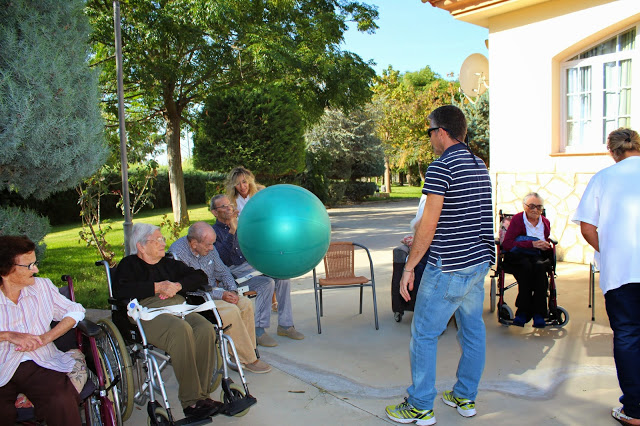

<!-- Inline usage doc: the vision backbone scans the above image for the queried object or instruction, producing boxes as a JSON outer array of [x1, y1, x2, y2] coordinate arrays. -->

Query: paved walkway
[[90, 199, 618, 425]]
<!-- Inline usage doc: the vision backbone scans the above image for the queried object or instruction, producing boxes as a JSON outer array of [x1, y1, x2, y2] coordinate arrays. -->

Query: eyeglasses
[[146, 236, 166, 244], [427, 127, 450, 138], [215, 203, 233, 210], [14, 261, 39, 270], [524, 203, 544, 211]]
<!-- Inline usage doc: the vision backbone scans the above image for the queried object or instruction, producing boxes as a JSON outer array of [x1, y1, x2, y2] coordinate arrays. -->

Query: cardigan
[[501, 211, 551, 252]]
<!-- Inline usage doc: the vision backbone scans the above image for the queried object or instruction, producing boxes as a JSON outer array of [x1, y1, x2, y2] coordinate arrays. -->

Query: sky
[[341, 0, 489, 79]]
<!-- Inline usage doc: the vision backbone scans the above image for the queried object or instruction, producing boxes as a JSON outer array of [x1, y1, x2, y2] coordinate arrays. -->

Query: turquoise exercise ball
[[237, 184, 331, 279]]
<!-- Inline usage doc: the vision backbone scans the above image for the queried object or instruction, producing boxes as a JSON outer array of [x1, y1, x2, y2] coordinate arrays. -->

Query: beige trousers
[[215, 296, 257, 364]]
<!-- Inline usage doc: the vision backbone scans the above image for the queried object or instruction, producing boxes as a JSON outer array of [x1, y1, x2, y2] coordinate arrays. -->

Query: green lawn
[[41, 204, 213, 309], [40, 185, 422, 309]]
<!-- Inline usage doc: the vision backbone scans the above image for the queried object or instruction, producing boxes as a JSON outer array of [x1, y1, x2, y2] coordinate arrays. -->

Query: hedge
[[0, 170, 225, 225]]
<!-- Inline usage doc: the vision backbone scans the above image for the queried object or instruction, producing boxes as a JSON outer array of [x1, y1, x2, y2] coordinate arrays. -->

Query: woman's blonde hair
[[225, 166, 260, 206], [607, 128, 640, 160]]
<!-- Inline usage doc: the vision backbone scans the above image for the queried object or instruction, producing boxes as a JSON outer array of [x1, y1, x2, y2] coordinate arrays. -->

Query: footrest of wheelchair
[[174, 416, 212, 426], [220, 395, 257, 416]]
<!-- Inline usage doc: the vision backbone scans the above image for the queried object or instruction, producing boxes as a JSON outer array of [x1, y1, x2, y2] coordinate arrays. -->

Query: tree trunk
[[384, 156, 391, 193], [165, 115, 189, 225]]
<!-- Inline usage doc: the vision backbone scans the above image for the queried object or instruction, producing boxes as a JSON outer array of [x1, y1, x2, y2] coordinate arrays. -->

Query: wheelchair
[[488, 211, 569, 328], [94, 260, 256, 426], [16, 275, 117, 426]]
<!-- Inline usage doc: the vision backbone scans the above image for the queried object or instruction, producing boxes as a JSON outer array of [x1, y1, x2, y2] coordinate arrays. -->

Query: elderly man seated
[[114, 223, 220, 419], [210, 194, 304, 347], [0, 236, 85, 426], [502, 192, 554, 328], [169, 221, 271, 373]]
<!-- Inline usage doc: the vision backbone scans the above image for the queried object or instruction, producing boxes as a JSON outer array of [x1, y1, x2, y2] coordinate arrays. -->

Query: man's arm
[[400, 194, 444, 301], [580, 222, 599, 252]]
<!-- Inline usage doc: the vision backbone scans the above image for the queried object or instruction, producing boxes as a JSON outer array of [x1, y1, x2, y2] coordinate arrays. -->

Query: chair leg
[[313, 269, 322, 334], [359, 285, 363, 314], [320, 288, 323, 317], [371, 282, 379, 330]]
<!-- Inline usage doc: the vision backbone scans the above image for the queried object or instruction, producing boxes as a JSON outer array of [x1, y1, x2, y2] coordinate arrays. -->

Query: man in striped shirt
[[386, 105, 494, 426]]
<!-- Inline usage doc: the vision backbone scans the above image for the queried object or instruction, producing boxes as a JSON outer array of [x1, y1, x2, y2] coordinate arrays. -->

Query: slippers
[[612, 407, 640, 425]]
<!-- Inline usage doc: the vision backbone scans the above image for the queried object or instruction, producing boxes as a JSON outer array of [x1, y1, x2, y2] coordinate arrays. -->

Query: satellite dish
[[459, 53, 489, 98]]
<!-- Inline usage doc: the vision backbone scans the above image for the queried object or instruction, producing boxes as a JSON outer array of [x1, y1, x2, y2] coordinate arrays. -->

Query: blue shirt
[[212, 221, 247, 266], [422, 143, 495, 272], [168, 236, 237, 300]]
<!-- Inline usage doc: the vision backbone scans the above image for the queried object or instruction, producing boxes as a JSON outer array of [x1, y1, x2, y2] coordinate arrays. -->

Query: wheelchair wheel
[[95, 345, 122, 425], [209, 338, 224, 393], [551, 306, 570, 328], [220, 383, 250, 417], [146, 406, 170, 426], [97, 318, 135, 422], [489, 277, 496, 313], [499, 304, 513, 324]]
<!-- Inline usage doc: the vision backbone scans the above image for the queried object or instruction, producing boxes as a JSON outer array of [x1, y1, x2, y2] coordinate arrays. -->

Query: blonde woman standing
[[225, 166, 264, 215]]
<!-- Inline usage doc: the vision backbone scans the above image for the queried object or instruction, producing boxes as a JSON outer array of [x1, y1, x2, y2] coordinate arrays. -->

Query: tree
[[0, 0, 106, 249], [0, 0, 106, 199], [457, 91, 490, 166], [193, 85, 306, 178], [87, 0, 379, 224], [306, 107, 385, 181], [372, 66, 453, 186]]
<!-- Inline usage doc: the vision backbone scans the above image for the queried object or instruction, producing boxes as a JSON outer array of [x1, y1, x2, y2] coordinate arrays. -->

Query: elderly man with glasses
[[210, 194, 303, 348], [501, 192, 554, 328], [169, 221, 271, 374]]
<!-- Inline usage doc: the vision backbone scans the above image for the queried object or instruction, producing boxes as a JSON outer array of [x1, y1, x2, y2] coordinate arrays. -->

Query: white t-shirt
[[235, 194, 250, 215], [572, 156, 640, 294]]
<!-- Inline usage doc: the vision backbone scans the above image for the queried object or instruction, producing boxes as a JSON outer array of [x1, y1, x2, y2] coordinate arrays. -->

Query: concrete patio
[[92, 199, 618, 426]]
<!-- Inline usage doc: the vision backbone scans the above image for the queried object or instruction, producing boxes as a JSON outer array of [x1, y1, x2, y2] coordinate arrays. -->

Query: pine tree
[[0, 0, 107, 247]]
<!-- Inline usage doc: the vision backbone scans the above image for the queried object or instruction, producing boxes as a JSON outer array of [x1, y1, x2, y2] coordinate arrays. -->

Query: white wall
[[485, 0, 640, 262]]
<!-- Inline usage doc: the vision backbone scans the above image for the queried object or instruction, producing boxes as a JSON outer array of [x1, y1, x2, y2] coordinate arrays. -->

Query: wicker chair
[[312, 242, 379, 334]]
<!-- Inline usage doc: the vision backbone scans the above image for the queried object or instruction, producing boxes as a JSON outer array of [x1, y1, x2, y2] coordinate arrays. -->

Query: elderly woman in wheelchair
[[0, 236, 85, 426], [114, 223, 222, 420], [501, 192, 554, 328]]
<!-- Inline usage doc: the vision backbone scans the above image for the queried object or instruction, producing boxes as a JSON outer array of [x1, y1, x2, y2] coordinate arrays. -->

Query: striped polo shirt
[[423, 143, 495, 272]]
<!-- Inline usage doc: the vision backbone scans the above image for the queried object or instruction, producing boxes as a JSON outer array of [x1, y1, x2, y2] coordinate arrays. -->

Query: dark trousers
[[605, 283, 640, 418], [0, 361, 81, 426], [504, 251, 550, 317]]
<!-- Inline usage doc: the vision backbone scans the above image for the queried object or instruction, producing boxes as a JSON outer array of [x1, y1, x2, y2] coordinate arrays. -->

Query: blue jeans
[[407, 259, 490, 410], [605, 283, 640, 418]]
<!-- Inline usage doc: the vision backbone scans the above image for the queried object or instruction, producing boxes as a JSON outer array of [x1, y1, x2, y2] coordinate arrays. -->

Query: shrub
[[344, 181, 377, 202], [327, 181, 347, 206], [0, 206, 51, 258]]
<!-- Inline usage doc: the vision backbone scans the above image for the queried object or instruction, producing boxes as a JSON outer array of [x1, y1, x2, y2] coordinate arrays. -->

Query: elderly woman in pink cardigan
[[502, 192, 553, 328]]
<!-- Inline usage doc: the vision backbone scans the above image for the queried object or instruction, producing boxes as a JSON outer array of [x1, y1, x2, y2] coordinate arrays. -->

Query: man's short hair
[[209, 194, 227, 211], [428, 105, 467, 141], [187, 221, 212, 242]]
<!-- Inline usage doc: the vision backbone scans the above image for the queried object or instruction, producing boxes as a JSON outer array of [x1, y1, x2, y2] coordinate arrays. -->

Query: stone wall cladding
[[492, 172, 596, 264]]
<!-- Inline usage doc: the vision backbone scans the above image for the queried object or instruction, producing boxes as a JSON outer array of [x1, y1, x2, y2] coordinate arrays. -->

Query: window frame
[[560, 24, 639, 153]]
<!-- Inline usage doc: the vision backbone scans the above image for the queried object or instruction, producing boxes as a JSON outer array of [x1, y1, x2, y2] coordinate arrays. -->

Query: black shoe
[[183, 399, 219, 419]]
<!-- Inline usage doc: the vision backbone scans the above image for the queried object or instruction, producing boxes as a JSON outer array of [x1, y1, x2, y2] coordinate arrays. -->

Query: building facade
[[425, 0, 640, 263]]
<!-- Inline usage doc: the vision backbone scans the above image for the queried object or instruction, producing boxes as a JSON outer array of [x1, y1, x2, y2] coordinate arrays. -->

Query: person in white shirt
[[573, 128, 640, 426]]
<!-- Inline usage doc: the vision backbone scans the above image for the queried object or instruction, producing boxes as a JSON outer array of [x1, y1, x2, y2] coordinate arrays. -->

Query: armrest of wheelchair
[[549, 238, 558, 245], [77, 319, 102, 338], [108, 297, 129, 308], [244, 290, 257, 299]]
